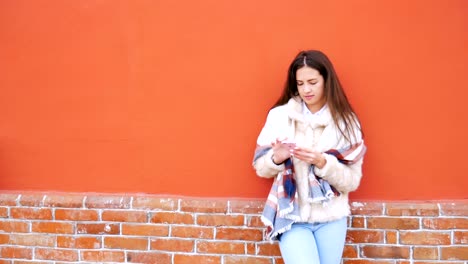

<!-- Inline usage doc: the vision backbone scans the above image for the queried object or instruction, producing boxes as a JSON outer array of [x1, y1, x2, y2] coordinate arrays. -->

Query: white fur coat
[[254, 97, 364, 223]]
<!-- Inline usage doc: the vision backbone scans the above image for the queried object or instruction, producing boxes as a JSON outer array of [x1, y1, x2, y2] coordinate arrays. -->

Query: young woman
[[253, 50, 366, 264]]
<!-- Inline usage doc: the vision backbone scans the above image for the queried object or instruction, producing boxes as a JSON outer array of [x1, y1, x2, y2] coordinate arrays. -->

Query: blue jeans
[[278, 217, 347, 264]]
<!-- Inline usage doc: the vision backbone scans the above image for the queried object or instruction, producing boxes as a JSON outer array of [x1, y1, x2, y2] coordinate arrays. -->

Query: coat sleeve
[[313, 155, 363, 193], [253, 148, 285, 178], [252, 107, 290, 178], [314, 122, 365, 193]]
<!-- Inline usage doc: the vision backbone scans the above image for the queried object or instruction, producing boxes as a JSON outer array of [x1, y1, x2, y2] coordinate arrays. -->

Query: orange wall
[[1, 0, 467, 199]]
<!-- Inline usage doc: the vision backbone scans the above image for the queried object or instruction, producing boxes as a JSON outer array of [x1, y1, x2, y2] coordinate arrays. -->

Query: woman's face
[[296, 66, 326, 113]]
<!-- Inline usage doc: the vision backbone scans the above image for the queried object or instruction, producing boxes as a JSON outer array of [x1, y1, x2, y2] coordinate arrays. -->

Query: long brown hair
[[273, 50, 363, 143]]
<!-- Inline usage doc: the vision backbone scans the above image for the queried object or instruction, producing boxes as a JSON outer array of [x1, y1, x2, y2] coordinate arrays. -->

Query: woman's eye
[[309, 82, 317, 85]]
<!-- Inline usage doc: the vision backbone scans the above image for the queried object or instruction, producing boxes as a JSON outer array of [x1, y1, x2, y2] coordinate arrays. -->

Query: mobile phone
[[281, 140, 296, 149]]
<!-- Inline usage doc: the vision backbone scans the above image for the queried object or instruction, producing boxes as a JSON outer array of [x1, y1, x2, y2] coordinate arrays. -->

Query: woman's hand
[[270, 138, 293, 165], [291, 146, 327, 169]]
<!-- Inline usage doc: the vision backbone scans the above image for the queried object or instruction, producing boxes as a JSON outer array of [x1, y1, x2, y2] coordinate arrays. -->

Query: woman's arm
[[252, 106, 290, 178], [314, 119, 366, 193], [314, 155, 363, 193], [253, 147, 286, 178]]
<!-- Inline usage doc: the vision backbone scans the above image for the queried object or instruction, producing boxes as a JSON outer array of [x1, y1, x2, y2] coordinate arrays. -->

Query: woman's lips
[[304, 95, 314, 100]]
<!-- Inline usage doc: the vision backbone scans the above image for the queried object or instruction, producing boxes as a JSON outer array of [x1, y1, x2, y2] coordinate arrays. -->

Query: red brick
[[413, 247, 438, 260], [151, 212, 193, 224], [400, 231, 451, 245], [11, 261, 54, 264], [43, 194, 84, 208], [361, 245, 410, 259], [127, 252, 171, 264], [81, 250, 125, 262], [274, 258, 285, 264], [413, 262, 465, 264], [10, 208, 52, 220], [247, 215, 263, 227], [0, 221, 29, 233], [350, 201, 383, 215], [342, 245, 358, 258], [150, 238, 194, 252], [19, 194, 44, 207], [386, 203, 439, 216], [197, 241, 245, 254], [224, 256, 272, 264], [346, 230, 384, 243], [344, 261, 394, 264], [351, 216, 365, 228], [367, 217, 419, 229], [246, 242, 255, 254], [55, 209, 98, 221], [174, 254, 221, 264], [440, 246, 468, 260], [172, 226, 214, 239], [122, 223, 169, 236], [454, 231, 467, 244], [0, 234, 9, 244], [104, 237, 147, 250], [439, 202, 468, 216], [35, 248, 78, 261], [216, 227, 263, 241], [132, 196, 177, 211], [76, 223, 119, 234], [0, 194, 19, 206], [229, 200, 264, 214], [85, 195, 131, 209], [422, 217, 468, 229], [257, 242, 281, 256], [197, 214, 244, 226], [102, 210, 147, 222], [57, 236, 101, 249], [0, 207, 8, 218], [32, 222, 73, 234], [9, 234, 54, 247], [386, 231, 397, 244], [180, 198, 228, 213], [0, 247, 32, 259]]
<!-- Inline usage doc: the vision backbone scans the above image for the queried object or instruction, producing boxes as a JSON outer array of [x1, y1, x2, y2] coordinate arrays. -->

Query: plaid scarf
[[254, 142, 366, 240]]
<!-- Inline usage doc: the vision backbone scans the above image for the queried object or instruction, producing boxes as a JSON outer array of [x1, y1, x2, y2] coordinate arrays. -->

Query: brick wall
[[0, 192, 466, 264]]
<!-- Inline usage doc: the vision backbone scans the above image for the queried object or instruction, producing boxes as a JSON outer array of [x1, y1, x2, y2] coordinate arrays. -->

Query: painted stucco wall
[[1, 0, 467, 199]]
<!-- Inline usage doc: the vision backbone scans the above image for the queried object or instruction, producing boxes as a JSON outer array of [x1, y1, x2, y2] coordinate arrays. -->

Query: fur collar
[[286, 97, 332, 129]]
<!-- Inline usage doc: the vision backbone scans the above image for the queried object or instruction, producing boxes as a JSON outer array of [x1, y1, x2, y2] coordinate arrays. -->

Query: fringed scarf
[[254, 141, 366, 240]]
